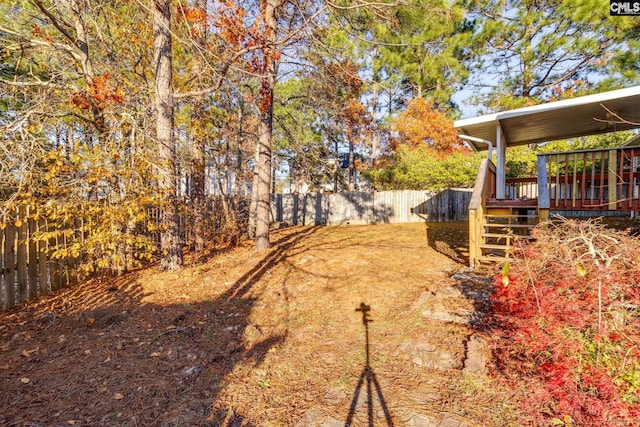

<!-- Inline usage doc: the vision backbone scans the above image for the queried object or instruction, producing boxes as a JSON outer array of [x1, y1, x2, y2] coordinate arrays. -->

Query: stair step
[[481, 232, 514, 238], [475, 255, 510, 263], [484, 214, 538, 219], [484, 220, 537, 225], [479, 243, 511, 250], [483, 223, 535, 228], [473, 212, 540, 265], [482, 232, 535, 239]]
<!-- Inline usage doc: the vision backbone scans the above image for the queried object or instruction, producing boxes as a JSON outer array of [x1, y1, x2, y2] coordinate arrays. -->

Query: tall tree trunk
[[254, 104, 273, 250], [153, 0, 182, 269], [348, 138, 355, 191], [235, 105, 245, 196], [253, 0, 279, 251], [371, 81, 378, 168], [190, 0, 207, 252], [248, 141, 260, 239]]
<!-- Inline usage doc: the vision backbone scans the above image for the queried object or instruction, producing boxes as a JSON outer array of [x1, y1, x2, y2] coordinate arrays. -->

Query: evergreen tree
[[463, 0, 640, 111]]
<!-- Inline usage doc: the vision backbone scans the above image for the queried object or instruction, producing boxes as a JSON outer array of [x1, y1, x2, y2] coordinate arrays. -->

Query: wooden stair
[[475, 211, 538, 264]]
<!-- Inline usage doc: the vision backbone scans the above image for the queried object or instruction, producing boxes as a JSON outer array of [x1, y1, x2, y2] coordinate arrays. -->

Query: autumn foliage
[[70, 72, 124, 112], [390, 97, 467, 156], [341, 98, 370, 139], [212, 1, 279, 73], [490, 218, 640, 426], [363, 97, 478, 191]]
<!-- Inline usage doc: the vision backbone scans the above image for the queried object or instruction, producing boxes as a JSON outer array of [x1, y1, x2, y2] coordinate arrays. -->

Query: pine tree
[[463, 0, 640, 110]]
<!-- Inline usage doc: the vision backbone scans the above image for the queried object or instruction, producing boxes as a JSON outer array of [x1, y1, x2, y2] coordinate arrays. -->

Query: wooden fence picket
[[28, 212, 38, 299], [51, 226, 62, 292], [37, 218, 48, 296], [17, 206, 28, 304], [4, 218, 16, 309]]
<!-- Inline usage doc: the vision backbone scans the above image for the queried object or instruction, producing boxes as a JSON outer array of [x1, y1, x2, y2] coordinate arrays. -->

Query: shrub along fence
[[0, 197, 245, 311], [271, 189, 473, 225]]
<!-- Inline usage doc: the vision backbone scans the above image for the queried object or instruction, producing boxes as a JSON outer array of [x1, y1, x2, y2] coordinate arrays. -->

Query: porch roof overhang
[[454, 85, 640, 152]]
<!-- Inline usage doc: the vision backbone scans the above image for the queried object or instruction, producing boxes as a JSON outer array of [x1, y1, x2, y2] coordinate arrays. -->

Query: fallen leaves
[[21, 347, 39, 358], [0, 223, 503, 426]]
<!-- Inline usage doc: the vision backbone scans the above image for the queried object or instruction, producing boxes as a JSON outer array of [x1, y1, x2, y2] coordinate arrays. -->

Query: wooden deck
[[469, 146, 640, 267]]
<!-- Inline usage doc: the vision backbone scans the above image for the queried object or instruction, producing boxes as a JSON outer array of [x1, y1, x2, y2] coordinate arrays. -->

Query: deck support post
[[496, 123, 506, 199], [537, 155, 550, 209], [608, 149, 617, 210], [537, 154, 551, 223]]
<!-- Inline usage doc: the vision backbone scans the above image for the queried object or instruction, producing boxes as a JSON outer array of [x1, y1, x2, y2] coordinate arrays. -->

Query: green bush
[[363, 146, 483, 191]]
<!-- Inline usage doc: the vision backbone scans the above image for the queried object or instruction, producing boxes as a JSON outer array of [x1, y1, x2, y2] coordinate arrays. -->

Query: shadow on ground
[[425, 221, 469, 265], [0, 226, 321, 426], [345, 302, 393, 426]]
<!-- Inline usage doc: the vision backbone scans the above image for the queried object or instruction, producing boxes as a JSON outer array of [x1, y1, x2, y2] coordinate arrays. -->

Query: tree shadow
[[0, 226, 322, 426], [272, 193, 328, 226], [273, 193, 395, 225], [345, 303, 394, 427]]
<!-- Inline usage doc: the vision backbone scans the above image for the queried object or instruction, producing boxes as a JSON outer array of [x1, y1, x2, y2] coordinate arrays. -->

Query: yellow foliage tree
[[390, 98, 466, 156]]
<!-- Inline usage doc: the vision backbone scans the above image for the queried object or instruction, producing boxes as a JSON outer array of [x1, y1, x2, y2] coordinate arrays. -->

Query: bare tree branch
[[594, 104, 640, 127]]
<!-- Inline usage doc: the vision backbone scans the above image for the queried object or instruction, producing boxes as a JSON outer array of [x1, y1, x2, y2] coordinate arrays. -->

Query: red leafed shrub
[[489, 217, 640, 426]]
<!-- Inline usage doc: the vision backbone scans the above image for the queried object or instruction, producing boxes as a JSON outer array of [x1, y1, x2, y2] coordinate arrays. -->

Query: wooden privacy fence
[[271, 189, 473, 226], [0, 195, 247, 311], [1, 190, 471, 310], [1, 207, 73, 311]]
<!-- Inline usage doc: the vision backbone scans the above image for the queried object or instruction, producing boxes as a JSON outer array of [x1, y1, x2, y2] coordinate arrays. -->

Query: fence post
[[28, 209, 38, 299]]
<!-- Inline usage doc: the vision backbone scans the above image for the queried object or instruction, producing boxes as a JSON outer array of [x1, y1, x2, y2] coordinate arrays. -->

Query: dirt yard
[[0, 222, 521, 426]]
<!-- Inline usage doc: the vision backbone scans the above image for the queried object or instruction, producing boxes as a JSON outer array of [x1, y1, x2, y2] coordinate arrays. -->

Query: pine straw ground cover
[[0, 222, 521, 426]]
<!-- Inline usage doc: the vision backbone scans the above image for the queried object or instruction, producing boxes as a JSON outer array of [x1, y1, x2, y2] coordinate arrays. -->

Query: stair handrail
[[469, 159, 496, 267]]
